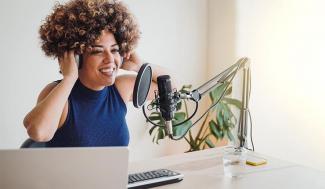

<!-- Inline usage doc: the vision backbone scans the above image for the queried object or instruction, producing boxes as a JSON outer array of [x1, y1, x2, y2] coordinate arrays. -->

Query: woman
[[23, 0, 171, 147]]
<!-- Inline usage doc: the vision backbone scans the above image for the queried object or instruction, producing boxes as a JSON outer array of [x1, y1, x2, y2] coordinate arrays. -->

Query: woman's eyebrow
[[91, 44, 119, 48], [91, 45, 104, 48]]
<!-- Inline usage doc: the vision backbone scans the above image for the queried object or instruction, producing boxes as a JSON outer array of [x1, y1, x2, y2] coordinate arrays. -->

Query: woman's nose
[[103, 50, 114, 63]]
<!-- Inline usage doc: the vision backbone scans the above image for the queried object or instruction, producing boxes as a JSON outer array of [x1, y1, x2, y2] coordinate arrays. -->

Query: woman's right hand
[[59, 51, 79, 81]]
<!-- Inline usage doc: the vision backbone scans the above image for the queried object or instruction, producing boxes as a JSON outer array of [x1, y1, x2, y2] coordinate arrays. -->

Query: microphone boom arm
[[181, 57, 251, 148]]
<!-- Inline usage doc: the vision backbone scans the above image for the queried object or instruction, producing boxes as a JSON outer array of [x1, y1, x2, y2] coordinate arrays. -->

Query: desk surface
[[129, 148, 325, 189]]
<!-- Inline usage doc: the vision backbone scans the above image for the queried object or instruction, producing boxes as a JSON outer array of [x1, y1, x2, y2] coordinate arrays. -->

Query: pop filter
[[133, 63, 152, 108]]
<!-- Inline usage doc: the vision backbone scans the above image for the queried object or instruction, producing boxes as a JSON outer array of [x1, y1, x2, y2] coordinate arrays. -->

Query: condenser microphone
[[132, 65, 177, 138], [157, 75, 177, 137]]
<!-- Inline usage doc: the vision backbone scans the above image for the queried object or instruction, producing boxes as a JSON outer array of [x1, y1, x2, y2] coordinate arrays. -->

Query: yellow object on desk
[[246, 155, 267, 166]]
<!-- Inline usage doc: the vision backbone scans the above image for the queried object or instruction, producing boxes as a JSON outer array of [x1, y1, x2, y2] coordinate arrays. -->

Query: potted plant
[[147, 82, 242, 152]]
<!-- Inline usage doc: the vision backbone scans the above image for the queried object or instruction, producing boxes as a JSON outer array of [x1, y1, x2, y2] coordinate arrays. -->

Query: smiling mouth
[[99, 67, 116, 76]]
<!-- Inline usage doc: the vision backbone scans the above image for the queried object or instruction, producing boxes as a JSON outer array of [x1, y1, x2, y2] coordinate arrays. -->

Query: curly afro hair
[[39, 0, 140, 58]]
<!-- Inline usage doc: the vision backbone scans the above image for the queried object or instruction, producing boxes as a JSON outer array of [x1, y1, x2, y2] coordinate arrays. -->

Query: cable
[[244, 67, 254, 152], [247, 67, 254, 151], [248, 109, 254, 151], [142, 99, 199, 128]]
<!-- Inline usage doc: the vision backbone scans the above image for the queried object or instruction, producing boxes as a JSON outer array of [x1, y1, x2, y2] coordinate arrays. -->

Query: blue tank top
[[46, 79, 129, 147]]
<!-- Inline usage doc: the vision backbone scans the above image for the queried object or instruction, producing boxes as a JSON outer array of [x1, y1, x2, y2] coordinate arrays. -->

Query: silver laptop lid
[[0, 147, 128, 189]]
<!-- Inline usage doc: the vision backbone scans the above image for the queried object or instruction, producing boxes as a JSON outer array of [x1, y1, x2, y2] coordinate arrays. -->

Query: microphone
[[157, 75, 177, 137], [132, 64, 184, 139]]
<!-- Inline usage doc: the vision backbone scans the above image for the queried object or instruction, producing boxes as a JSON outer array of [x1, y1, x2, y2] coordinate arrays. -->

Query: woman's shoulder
[[36, 81, 61, 102], [43, 80, 61, 91], [115, 74, 136, 85], [114, 74, 136, 103]]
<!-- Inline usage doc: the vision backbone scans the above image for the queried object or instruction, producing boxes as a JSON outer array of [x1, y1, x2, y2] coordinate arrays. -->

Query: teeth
[[100, 68, 114, 73]]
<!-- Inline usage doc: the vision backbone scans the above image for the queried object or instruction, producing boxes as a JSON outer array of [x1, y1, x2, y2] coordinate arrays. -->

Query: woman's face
[[79, 30, 122, 90]]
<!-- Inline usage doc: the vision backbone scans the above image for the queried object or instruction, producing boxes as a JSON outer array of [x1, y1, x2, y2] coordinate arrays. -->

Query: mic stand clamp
[[179, 90, 201, 102]]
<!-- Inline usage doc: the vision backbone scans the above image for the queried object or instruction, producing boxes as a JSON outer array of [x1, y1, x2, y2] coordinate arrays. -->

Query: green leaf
[[209, 92, 215, 104], [173, 112, 186, 124], [173, 120, 192, 137], [209, 120, 222, 139], [150, 112, 161, 116], [149, 126, 157, 135], [156, 127, 166, 144], [225, 84, 232, 96], [176, 101, 182, 111], [220, 102, 236, 122], [198, 134, 212, 147], [226, 129, 235, 141], [152, 134, 156, 143], [180, 84, 192, 91], [209, 83, 228, 103], [214, 102, 222, 114], [148, 112, 164, 124], [222, 103, 237, 130], [205, 138, 215, 148], [148, 116, 163, 121], [219, 103, 231, 123], [216, 110, 224, 129], [222, 98, 242, 109], [228, 122, 235, 129]]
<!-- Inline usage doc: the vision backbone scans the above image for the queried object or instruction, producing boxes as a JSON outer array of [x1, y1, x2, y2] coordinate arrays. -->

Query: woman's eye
[[90, 49, 104, 54], [89, 47, 119, 55], [111, 49, 120, 53]]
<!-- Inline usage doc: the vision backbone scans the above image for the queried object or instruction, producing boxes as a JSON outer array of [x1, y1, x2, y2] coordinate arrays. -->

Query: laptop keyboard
[[128, 169, 184, 189]]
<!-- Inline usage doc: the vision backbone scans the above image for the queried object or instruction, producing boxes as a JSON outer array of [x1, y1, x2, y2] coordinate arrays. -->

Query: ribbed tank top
[[46, 79, 129, 147]]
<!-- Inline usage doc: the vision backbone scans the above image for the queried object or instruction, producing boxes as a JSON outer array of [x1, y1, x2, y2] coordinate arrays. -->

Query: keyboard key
[[128, 169, 184, 189]]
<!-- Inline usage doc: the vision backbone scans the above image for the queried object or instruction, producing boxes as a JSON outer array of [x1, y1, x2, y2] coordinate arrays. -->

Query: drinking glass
[[222, 146, 247, 177]]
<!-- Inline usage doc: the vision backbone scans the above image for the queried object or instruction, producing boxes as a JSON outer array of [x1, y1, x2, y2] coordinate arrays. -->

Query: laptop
[[0, 147, 128, 189]]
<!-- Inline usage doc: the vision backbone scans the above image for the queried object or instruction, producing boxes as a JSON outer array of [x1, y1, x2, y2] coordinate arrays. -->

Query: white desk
[[129, 148, 325, 189]]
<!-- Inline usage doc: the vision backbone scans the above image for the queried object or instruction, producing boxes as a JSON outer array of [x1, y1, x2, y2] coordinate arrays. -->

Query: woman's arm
[[23, 51, 78, 142]]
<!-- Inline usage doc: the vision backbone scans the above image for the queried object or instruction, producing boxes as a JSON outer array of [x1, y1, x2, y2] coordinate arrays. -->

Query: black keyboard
[[128, 169, 184, 189]]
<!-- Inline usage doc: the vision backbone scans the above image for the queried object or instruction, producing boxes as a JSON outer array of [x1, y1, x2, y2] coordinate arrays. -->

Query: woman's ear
[[78, 55, 83, 69], [74, 54, 83, 69]]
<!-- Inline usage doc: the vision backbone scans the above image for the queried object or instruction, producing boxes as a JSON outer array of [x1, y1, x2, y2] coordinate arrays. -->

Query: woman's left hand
[[120, 52, 143, 72]]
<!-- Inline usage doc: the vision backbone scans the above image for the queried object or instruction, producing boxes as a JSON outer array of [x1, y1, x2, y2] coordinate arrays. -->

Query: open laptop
[[0, 147, 128, 189]]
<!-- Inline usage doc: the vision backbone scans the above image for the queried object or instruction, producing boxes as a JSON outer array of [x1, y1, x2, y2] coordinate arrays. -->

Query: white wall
[[209, 0, 325, 171], [207, 0, 237, 76], [0, 0, 207, 160], [0, 0, 60, 149]]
